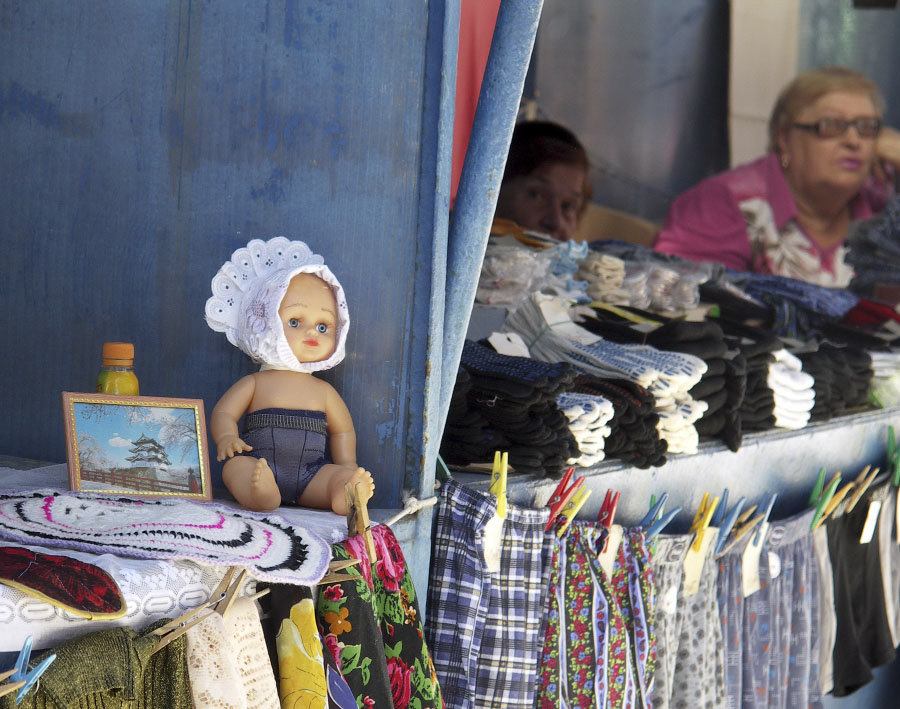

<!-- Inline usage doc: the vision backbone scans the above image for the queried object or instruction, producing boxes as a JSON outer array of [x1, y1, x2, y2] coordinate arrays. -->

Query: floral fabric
[[317, 524, 443, 709], [536, 523, 657, 708]]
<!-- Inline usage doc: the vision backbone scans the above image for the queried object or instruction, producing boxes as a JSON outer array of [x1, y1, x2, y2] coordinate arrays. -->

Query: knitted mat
[[0, 489, 331, 585]]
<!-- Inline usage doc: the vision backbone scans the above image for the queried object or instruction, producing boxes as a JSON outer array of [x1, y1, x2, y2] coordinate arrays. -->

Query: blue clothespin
[[711, 489, 729, 527], [6, 635, 56, 704], [639, 492, 668, 528], [713, 496, 746, 557], [646, 506, 681, 540], [752, 493, 777, 546]]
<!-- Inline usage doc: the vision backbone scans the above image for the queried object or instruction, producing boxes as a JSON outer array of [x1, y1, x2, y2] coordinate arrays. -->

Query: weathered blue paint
[[0, 2, 451, 527], [442, 0, 545, 434]]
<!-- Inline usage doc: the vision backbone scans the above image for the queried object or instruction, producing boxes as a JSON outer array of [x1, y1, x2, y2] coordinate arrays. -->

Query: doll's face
[[279, 273, 338, 363]]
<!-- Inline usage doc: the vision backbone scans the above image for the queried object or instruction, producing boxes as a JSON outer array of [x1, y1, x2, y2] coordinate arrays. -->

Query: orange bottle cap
[[102, 342, 135, 364]]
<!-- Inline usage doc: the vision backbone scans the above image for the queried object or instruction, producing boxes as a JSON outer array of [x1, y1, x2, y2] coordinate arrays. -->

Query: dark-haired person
[[654, 66, 900, 287], [494, 120, 593, 242]]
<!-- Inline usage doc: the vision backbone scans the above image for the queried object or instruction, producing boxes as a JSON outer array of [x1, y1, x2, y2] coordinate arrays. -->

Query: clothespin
[[818, 475, 856, 527], [689, 492, 720, 552], [810, 473, 841, 530], [596, 489, 620, 553], [646, 506, 681, 540], [490, 451, 509, 519], [845, 465, 880, 514], [711, 489, 729, 528], [752, 492, 777, 545], [888, 426, 900, 487], [808, 467, 827, 507], [153, 566, 245, 653], [545, 467, 585, 532], [556, 486, 592, 537], [713, 495, 746, 557], [716, 511, 765, 558], [639, 492, 668, 528], [0, 668, 25, 701], [318, 558, 363, 585], [2, 635, 55, 703], [345, 481, 377, 562]]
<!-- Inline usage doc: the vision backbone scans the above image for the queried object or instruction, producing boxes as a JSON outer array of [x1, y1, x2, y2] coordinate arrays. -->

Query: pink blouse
[[653, 153, 887, 285]]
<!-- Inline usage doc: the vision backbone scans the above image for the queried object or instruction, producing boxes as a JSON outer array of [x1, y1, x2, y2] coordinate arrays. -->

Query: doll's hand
[[216, 434, 252, 461]]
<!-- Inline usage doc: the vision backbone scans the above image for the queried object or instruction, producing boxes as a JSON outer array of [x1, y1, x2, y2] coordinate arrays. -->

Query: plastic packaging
[[96, 342, 139, 395]]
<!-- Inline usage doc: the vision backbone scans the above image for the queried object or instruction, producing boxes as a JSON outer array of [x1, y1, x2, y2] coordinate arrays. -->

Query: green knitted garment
[[2, 621, 191, 709]]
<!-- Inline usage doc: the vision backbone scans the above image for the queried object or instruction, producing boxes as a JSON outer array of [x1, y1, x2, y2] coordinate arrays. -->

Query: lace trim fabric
[[741, 197, 853, 288], [187, 611, 247, 709], [205, 237, 350, 373], [186, 598, 280, 709]]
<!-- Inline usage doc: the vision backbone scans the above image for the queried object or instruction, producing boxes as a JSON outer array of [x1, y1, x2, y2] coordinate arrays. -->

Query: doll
[[205, 237, 374, 514]]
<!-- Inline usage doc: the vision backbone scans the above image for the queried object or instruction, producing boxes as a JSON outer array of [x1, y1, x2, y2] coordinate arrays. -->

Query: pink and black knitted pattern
[[0, 489, 330, 585]]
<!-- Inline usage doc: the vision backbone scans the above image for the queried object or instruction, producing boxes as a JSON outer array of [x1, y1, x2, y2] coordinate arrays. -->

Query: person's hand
[[875, 125, 900, 179], [216, 434, 252, 461]]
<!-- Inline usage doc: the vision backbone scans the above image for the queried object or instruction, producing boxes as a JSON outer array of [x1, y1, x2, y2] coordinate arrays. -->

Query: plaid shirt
[[425, 480, 553, 708]]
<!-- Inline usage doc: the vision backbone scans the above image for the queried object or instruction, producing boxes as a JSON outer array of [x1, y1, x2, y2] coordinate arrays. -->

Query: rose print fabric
[[535, 522, 657, 708], [317, 524, 443, 709]]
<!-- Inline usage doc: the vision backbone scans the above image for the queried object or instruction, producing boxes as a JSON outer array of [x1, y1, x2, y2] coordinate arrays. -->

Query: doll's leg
[[222, 455, 282, 512], [297, 463, 374, 515]]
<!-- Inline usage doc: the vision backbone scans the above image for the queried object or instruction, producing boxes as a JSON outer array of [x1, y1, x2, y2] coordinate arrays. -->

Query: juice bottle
[[96, 342, 140, 395]]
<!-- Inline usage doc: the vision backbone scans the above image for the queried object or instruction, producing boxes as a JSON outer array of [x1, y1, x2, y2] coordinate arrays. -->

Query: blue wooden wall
[[0, 1, 457, 511]]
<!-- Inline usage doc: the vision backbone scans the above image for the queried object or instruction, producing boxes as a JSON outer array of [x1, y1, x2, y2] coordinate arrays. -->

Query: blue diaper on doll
[[241, 408, 327, 504]]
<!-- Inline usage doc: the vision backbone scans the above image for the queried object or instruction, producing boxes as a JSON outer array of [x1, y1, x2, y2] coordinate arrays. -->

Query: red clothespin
[[545, 467, 585, 532], [596, 489, 620, 553]]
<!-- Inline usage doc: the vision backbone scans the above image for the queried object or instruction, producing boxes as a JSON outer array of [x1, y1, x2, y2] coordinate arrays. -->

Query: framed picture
[[61, 392, 212, 501]]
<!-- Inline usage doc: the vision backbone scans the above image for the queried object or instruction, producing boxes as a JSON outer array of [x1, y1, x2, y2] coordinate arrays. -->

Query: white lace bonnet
[[205, 237, 349, 373]]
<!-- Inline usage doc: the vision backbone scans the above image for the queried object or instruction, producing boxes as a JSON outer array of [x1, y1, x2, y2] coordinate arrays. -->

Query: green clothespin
[[435, 454, 452, 484], [810, 474, 841, 530], [889, 426, 900, 487], [808, 467, 827, 507]]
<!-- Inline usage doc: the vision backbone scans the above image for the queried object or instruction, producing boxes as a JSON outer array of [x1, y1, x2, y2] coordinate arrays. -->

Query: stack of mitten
[[767, 349, 816, 429], [717, 322, 782, 433], [506, 294, 708, 454], [793, 343, 873, 421], [555, 391, 615, 467], [570, 375, 668, 468], [441, 340, 580, 477], [440, 366, 510, 466], [577, 312, 747, 452]]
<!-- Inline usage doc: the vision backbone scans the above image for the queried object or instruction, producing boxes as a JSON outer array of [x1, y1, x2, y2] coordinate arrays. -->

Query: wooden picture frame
[[62, 392, 212, 501]]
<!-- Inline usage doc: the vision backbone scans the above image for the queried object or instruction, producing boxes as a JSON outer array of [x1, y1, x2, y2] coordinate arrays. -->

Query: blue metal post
[[442, 0, 545, 432]]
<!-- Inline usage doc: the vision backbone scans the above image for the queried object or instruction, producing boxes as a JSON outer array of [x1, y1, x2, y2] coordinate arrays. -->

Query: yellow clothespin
[[845, 466, 879, 514], [689, 492, 720, 552], [318, 558, 363, 585], [557, 486, 592, 538], [490, 451, 508, 519]]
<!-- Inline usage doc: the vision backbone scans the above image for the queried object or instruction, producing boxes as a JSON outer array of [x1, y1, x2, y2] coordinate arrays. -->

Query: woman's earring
[[781, 154, 790, 169]]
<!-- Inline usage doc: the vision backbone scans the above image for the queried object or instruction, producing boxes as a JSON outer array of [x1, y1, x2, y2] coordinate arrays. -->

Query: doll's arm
[[323, 384, 359, 467], [210, 375, 256, 461]]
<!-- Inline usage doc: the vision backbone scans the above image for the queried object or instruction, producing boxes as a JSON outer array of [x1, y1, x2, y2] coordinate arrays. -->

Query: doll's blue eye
[[288, 318, 300, 328], [316, 323, 329, 334]]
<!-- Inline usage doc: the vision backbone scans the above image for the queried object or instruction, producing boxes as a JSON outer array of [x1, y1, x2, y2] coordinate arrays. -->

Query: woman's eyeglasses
[[792, 117, 882, 139]]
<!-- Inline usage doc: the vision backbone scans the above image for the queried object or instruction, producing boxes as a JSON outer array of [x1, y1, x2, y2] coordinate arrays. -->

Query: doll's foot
[[223, 456, 281, 512], [346, 467, 374, 503]]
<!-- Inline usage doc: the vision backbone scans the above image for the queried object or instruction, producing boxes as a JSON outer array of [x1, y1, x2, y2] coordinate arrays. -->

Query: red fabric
[[842, 298, 900, 327], [451, 0, 501, 207], [0, 545, 125, 617]]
